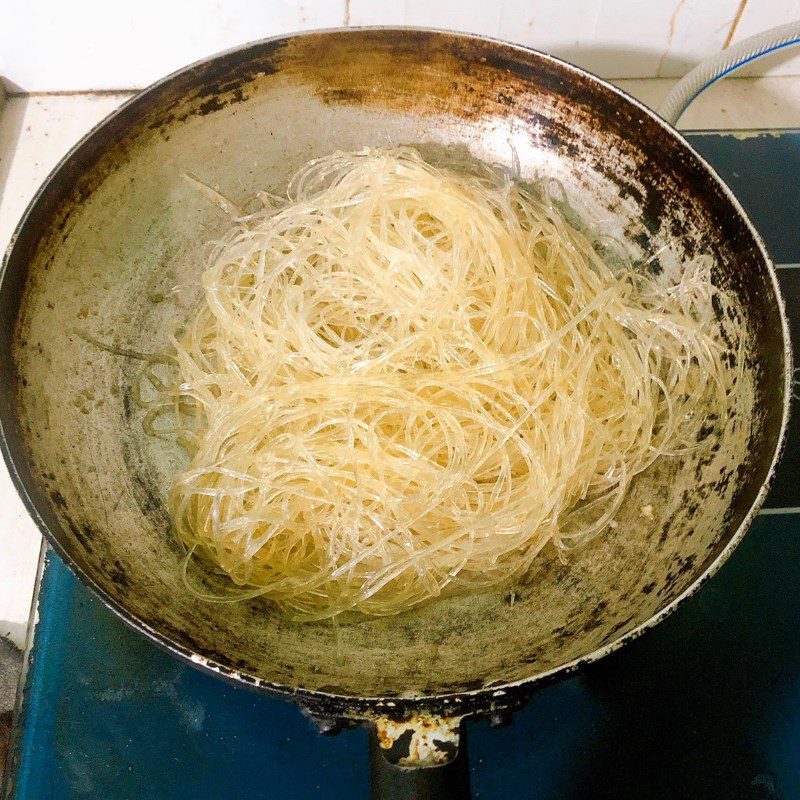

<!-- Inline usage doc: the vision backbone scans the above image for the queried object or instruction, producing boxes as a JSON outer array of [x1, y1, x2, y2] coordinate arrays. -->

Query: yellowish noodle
[[163, 147, 743, 620]]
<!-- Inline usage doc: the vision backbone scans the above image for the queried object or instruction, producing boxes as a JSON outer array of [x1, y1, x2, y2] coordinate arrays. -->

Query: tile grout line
[[723, 0, 749, 50]]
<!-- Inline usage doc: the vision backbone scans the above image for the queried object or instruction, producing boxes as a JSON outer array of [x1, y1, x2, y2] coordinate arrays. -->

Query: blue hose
[[657, 21, 800, 126]]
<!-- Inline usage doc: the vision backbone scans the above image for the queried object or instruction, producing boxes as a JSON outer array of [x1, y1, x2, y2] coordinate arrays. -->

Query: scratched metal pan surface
[[0, 29, 791, 726]]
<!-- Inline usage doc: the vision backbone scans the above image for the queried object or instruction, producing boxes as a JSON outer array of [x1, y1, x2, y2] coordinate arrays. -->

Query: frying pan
[[0, 28, 791, 799]]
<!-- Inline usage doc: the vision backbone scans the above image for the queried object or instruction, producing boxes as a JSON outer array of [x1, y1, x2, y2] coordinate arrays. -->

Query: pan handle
[[369, 715, 471, 800]]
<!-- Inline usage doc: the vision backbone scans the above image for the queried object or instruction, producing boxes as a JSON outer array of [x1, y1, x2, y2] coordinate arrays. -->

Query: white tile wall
[[1, 0, 799, 91], [0, 0, 345, 92], [349, 0, 742, 78]]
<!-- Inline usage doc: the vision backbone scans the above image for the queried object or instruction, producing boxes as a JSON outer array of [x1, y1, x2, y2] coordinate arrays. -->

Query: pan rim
[[0, 25, 792, 718]]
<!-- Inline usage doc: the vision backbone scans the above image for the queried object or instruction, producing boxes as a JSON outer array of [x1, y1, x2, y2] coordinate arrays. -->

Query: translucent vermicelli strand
[[161, 147, 744, 620]]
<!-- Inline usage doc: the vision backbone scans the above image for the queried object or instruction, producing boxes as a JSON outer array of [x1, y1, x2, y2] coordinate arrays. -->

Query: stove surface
[[4, 131, 800, 800]]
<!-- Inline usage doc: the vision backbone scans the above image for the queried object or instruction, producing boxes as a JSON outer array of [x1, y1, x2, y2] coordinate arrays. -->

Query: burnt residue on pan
[[0, 29, 790, 732]]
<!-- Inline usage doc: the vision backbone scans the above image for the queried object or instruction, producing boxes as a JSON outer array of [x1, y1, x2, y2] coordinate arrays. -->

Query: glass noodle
[[148, 148, 744, 620]]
